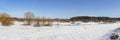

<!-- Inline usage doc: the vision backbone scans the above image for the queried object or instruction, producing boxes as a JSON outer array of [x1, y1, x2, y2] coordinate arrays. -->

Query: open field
[[0, 22, 119, 40]]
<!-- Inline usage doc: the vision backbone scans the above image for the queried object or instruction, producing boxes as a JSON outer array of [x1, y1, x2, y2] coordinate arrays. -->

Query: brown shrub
[[0, 13, 14, 26]]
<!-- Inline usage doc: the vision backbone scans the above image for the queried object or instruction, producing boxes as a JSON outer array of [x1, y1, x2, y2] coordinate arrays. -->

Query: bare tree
[[34, 17, 41, 27], [41, 16, 45, 26], [47, 18, 52, 26], [24, 12, 35, 25]]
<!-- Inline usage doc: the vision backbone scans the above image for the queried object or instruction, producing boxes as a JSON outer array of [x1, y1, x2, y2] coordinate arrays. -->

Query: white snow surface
[[0, 22, 120, 40]]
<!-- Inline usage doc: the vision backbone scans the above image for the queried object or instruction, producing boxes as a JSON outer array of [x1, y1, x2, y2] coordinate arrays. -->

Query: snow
[[74, 21, 99, 25], [0, 22, 119, 40]]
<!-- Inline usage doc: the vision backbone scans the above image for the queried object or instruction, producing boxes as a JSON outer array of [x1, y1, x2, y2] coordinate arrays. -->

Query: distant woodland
[[13, 16, 120, 23], [69, 16, 120, 23]]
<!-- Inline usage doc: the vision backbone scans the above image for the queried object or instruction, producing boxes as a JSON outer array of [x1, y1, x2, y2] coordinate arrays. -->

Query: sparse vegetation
[[0, 13, 14, 26], [0, 12, 120, 27], [34, 17, 41, 27]]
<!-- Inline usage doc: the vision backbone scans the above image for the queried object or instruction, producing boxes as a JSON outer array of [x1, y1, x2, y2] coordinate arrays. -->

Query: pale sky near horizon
[[0, 0, 120, 18]]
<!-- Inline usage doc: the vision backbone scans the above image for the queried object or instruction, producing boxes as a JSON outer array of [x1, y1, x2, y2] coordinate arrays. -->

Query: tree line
[[1, 12, 120, 26], [69, 16, 120, 23]]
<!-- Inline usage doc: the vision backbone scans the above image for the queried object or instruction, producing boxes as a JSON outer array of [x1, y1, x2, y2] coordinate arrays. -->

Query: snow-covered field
[[0, 22, 120, 40]]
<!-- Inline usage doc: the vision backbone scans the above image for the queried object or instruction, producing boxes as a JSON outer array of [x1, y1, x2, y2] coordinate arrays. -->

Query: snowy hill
[[0, 22, 119, 40]]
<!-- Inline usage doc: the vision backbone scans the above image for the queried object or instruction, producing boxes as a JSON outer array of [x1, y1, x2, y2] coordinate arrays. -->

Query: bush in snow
[[0, 13, 14, 26]]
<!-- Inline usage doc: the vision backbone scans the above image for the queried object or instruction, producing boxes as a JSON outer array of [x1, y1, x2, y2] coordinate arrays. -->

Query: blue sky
[[0, 0, 120, 18]]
